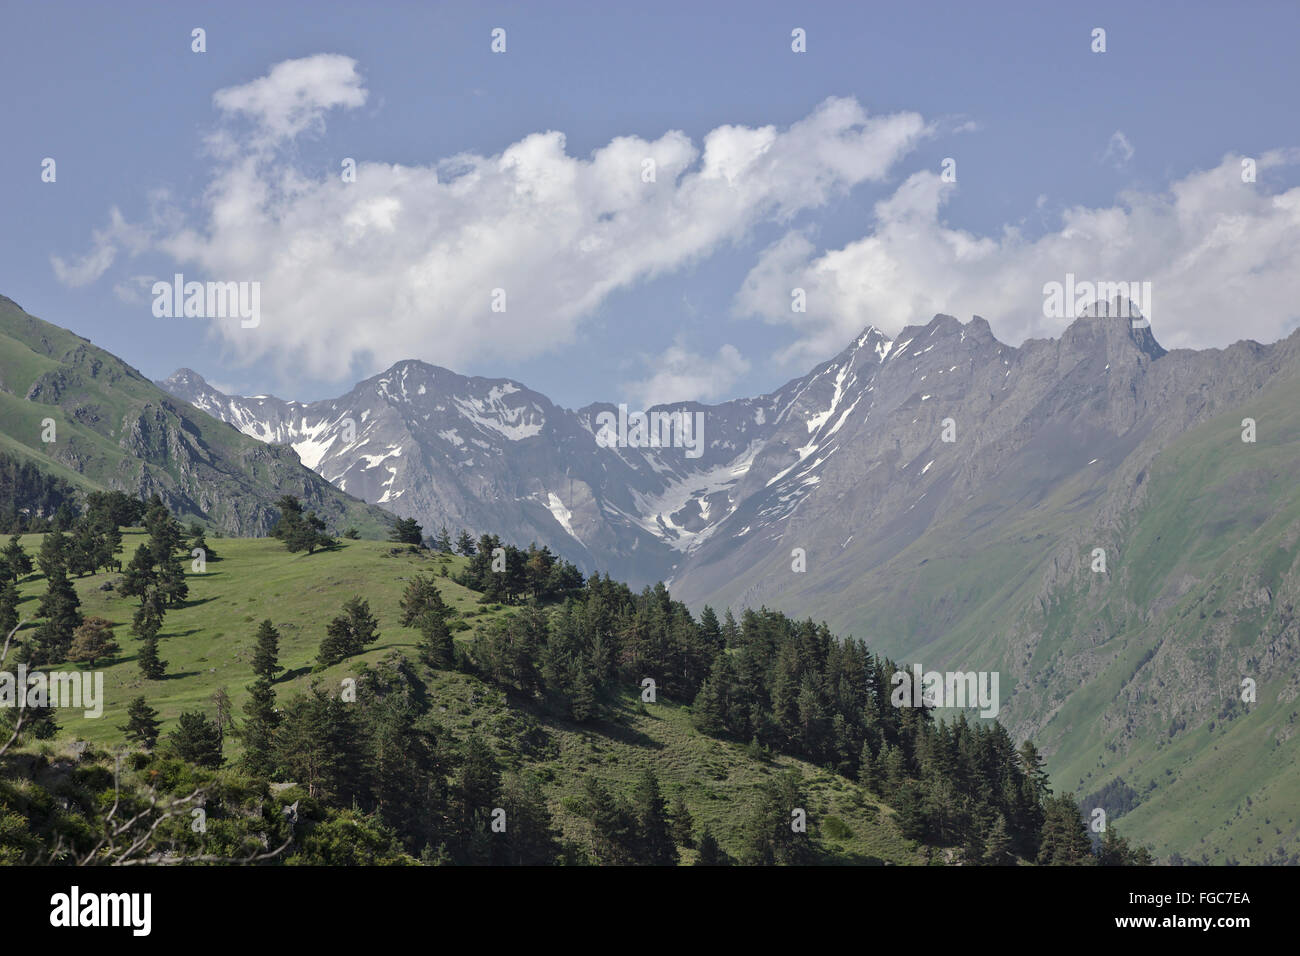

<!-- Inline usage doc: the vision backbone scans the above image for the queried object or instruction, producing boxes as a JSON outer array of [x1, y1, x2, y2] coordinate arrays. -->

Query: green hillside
[[815, 362, 1300, 864], [0, 295, 390, 538], [5, 533, 924, 865]]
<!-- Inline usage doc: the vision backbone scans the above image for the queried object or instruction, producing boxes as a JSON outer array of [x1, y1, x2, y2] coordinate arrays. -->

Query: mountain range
[[158, 299, 1300, 861], [5, 286, 1298, 860]]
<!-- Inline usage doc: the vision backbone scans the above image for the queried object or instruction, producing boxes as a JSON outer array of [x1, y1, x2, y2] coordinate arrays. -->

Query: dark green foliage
[[120, 696, 161, 750], [3, 535, 32, 581], [167, 711, 224, 768], [250, 620, 283, 681], [455, 530, 476, 555], [0, 451, 80, 533], [633, 768, 678, 865], [1037, 793, 1094, 865], [32, 566, 82, 663], [272, 495, 333, 554], [316, 597, 380, 666], [0, 579, 18, 638], [389, 517, 424, 546], [453, 534, 583, 604], [695, 826, 729, 865], [741, 770, 814, 865]]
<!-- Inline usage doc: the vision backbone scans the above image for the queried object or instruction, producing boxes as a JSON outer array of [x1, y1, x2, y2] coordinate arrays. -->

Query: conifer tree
[[68, 616, 119, 667], [167, 711, 224, 768], [695, 826, 729, 865], [317, 597, 380, 666], [0, 578, 19, 639], [119, 543, 157, 599], [250, 620, 283, 680], [1037, 793, 1094, 865], [2, 535, 31, 581], [120, 696, 161, 750], [455, 530, 476, 555], [669, 790, 695, 850], [34, 566, 82, 662], [633, 768, 678, 865]]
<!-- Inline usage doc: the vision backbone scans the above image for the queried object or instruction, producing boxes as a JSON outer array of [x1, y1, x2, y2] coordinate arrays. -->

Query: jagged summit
[[1071, 295, 1167, 361]]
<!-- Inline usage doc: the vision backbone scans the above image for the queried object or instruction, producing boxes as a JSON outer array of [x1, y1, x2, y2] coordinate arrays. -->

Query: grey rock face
[[160, 300, 1299, 600]]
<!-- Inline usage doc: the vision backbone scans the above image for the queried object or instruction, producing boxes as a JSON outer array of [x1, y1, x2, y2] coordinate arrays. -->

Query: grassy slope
[[11, 533, 922, 865]]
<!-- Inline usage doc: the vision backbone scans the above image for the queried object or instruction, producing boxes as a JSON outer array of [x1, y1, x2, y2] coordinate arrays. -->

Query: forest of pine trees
[[1, 496, 1154, 865]]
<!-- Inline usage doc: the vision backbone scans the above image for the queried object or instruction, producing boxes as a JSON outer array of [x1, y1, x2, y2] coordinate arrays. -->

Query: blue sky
[[3, 0, 1298, 409]]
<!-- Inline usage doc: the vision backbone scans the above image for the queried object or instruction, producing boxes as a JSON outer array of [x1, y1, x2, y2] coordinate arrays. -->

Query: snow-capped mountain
[[162, 357, 811, 585], [160, 301, 1297, 602]]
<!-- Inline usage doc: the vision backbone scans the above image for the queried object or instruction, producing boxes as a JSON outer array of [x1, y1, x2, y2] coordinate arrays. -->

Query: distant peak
[[165, 368, 209, 387], [1066, 296, 1166, 360]]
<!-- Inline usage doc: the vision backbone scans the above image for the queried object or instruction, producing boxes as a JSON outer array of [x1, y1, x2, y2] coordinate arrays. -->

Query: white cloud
[[212, 53, 366, 146], [62, 56, 930, 383], [51, 208, 150, 287], [626, 340, 751, 407], [733, 150, 1300, 362]]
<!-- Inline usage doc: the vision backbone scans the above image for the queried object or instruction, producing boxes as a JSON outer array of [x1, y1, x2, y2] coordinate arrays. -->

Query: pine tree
[[137, 630, 166, 680], [499, 771, 560, 865], [984, 812, 1014, 865], [317, 597, 380, 666], [250, 620, 283, 680], [399, 575, 451, 627], [67, 520, 98, 577], [741, 770, 813, 865], [669, 790, 695, 849], [190, 528, 217, 562], [3, 535, 32, 581], [859, 740, 881, 793], [388, 517, 423, 546], [0, 578, 18, 639], [167, 711, 224, 768], [34, 566, 82, 662], [119, 543, 157, 599], [452, 735, 502, 863], [37, 530, 69, 578], [434, 525, 452, 552], [120, 696, 161, 750], [695, 826, 729, 865], [1037, 793, 1094, 865], [570, 667, 598, 722], [633, 768, 678, 865], [68, 617, 119, 667], [455, 530, 476, 555], [154, 547, 189, 606], [418, 613, 456, 670], [133, 589, 167, 679]]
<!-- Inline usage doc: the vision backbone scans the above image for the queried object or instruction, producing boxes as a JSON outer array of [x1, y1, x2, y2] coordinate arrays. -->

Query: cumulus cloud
[[57, 55, 930, 383], [733, 150, 1300, 363], [625, 339, 751, 407]]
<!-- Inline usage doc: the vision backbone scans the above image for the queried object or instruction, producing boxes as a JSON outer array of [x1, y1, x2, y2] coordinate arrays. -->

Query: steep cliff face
[[0, 294, 392, 537]]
